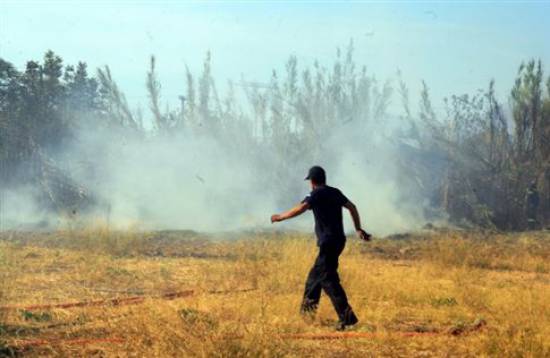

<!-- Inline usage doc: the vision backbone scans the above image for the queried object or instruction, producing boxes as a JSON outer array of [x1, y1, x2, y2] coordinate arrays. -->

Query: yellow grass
[[0, 229, 549, 357]]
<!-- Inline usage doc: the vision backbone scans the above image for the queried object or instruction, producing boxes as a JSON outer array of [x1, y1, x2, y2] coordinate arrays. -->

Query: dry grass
[[0, 229, 549, 357]]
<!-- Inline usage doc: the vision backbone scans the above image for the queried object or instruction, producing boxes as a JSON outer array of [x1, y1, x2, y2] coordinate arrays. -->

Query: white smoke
[[0, 116, 429, 236]]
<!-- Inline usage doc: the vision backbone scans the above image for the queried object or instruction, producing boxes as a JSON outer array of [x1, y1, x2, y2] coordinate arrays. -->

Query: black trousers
[[300, 241, 357, 324]]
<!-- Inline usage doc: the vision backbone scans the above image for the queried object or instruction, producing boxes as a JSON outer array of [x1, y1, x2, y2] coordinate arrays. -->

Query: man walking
[[525, 181, 540, 230], [271, 166, 371, 330]]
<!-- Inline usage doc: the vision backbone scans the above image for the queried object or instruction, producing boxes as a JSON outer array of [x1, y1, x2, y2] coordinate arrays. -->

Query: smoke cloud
[[1, 111, 430, 237]]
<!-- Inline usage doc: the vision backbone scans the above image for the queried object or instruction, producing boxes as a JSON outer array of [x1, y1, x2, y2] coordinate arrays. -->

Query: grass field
[[0, 228, 549, 357]]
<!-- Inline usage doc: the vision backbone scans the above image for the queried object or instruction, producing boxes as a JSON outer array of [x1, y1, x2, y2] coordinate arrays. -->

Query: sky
[[2, 1, 550, 115]]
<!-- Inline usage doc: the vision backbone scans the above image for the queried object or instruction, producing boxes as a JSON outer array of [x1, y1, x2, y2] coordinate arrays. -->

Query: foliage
[[411, 61, 550, 229], [0, 47, 549, 230]]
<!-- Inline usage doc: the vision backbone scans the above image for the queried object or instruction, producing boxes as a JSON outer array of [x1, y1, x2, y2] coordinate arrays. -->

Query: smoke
[[0, 118, 431, 236], [0, 112, 431, 236], [1, 97, 434, 237], [0, 186, 51, 230], [317, 119, 427, 235], [53, 123, 279, 232]]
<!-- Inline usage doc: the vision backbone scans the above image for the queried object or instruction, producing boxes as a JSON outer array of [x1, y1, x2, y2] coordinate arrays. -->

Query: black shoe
[[336, 309, 359, 331], [300, 298, 318, 315], [335, 318, 358, 331], [300, 301, 318, 324]]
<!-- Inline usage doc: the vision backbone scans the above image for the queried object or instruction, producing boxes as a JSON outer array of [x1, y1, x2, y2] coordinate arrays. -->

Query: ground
[[0, 228, 549, 357]]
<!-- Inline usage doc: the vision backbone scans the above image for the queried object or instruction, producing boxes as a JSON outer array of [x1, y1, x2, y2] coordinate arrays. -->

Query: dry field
[[0, 228, 549, 357]]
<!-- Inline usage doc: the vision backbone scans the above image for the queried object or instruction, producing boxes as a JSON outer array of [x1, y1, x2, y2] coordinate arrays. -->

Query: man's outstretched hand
[[357, 229, 372, 242], [270, 203, 309, 224]]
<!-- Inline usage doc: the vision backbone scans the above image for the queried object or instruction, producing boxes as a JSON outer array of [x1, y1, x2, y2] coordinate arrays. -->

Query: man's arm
[[343, 201, 371, 241], [271, 202, 309, 223]]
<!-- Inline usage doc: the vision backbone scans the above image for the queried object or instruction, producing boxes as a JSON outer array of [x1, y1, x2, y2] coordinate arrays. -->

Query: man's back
[[303, 185, 349, 245]]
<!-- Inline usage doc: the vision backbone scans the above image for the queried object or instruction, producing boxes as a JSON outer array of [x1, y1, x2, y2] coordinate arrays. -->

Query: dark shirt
[[302, 185, 349, 245]]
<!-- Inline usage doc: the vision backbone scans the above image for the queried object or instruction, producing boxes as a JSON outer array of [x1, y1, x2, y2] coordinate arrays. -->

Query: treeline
[[426, 65, 550, 230], [0, 44, 549, 230]]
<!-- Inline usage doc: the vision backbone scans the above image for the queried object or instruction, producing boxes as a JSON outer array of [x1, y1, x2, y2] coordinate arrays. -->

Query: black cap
[[305, 165, 326, 184]]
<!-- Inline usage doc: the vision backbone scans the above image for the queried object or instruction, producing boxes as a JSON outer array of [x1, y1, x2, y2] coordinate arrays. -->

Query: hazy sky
[[2, 1, 550, 114]]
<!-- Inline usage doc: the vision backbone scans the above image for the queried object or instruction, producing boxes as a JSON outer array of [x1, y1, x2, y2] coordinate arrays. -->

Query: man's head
[[305, 165, 326, 188]]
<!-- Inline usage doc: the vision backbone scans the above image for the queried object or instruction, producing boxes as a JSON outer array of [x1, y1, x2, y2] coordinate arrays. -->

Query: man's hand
[[357, 229, 372, 242], [271, 214, 282, 223]]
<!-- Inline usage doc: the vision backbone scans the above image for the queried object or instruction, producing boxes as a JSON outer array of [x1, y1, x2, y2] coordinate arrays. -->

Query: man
[[270, 165, 371, 330], [525, 181, 540, 230]]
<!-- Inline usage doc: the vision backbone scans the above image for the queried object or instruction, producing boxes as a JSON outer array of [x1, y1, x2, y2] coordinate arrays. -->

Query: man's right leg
[[300, 256, 323, 315]]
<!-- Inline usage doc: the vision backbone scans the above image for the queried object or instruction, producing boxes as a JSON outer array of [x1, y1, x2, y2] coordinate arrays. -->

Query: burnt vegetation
[[1, 44, 549, 230]]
